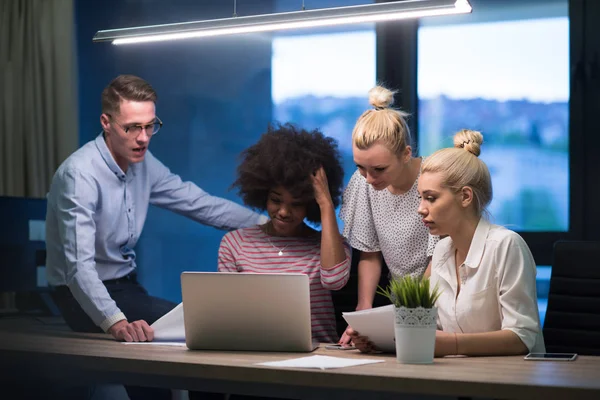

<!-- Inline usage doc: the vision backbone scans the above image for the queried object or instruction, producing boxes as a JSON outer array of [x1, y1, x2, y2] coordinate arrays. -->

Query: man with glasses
[[45, 75, 264, 398], [46, 74, 266, 336], [46, 74, 260, 398]]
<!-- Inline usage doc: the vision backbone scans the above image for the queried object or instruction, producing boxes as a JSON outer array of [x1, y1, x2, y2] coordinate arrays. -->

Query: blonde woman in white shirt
[[352, 129, 545, 356]]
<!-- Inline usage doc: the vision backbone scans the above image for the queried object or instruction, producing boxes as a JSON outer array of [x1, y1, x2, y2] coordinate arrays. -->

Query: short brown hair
[[101, 74, 157, 115]]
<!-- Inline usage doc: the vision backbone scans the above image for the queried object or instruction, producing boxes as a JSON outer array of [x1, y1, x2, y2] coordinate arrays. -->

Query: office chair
[[543, 240, 600, 355]]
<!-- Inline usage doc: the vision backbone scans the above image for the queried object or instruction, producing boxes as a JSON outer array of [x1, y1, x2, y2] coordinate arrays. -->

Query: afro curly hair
[[233, 123, 345, 224]]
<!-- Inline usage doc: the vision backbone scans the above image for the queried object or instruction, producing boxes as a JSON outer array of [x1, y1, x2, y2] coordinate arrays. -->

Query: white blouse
[[430, 218, 545, 353]]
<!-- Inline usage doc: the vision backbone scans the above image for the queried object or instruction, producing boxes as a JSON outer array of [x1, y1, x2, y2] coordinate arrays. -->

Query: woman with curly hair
[[218, 123, 351, 344]]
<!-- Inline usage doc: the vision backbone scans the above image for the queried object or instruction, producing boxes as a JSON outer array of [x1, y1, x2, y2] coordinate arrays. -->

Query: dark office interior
[[1, 0, 600, 398]]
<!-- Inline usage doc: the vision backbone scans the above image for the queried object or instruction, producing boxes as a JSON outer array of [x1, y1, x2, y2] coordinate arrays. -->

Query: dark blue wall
[[76, 0, 274, 302]]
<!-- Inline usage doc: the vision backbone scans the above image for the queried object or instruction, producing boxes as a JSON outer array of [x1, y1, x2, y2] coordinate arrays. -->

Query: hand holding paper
[[123, 302, 186, 346], [342, 304, 395, 352]]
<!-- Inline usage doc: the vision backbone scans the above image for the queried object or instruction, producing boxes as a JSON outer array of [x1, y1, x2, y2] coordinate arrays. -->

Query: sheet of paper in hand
[[342, 304, 395, 353], [122, 302, 186, 346]]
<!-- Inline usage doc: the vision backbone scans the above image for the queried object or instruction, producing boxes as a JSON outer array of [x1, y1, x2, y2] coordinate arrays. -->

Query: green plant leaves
[[376, 275, 441, 308]]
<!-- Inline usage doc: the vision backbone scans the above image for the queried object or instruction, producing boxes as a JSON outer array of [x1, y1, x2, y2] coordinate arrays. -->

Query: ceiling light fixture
[[93, 0, 472, 45]]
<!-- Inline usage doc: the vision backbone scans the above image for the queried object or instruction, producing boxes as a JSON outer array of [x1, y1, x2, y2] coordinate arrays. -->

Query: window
[[418, 14, 569, 232], [272, 28, 376, 228], [417, 1, 570, 324]]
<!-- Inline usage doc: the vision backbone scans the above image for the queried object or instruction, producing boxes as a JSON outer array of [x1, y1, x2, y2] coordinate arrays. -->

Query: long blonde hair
[[422, 129, 493, 218], [352, 86, 411, 155]]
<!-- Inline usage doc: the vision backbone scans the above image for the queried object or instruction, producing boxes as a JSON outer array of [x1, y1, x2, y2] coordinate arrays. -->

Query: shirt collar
[[433, 217, 491, 273], [94, 133, 127, 181], [463, 217, 492, 269]]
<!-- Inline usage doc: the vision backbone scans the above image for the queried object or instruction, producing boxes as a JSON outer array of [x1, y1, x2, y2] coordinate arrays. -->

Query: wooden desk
[[1, 317, 599, 400]]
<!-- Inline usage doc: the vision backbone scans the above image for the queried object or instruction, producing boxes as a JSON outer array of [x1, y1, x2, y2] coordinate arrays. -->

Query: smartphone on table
[[524, 353, 578, 361]]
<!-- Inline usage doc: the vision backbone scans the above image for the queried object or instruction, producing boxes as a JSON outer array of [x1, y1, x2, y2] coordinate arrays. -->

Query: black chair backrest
[[543, 241, 600, 355]]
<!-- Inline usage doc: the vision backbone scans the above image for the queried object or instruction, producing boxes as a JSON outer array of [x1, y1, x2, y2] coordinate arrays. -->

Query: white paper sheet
[[121, 302, 186, 346], [151, 302, 185, 341], [342, 304, 395, 352], [257, 355, 384, 369]]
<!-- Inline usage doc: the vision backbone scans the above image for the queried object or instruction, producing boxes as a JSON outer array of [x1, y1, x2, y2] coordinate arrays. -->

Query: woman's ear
[[403, 145, 412, 163], [461, 186, 474, 208]]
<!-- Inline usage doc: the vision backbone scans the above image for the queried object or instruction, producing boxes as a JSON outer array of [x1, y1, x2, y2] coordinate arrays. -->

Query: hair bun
[[453, 129, 483, 157], [368, 86, 396, 109]]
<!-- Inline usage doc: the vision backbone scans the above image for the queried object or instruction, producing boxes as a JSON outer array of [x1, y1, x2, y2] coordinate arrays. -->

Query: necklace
[[267, 237, 290, 256], [262, 224, 290, 256], [261, 221, 306, 256]]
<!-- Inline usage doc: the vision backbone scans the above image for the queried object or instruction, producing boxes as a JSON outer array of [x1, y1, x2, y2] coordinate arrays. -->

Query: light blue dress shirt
[[46, 133, 265, 331]]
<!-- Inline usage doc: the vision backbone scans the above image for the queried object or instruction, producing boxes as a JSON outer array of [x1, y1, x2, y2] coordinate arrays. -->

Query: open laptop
[[181, 272, 318, 352]]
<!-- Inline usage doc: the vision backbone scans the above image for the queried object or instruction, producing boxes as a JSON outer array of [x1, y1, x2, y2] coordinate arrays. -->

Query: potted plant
[[377, 275, 442, 364]]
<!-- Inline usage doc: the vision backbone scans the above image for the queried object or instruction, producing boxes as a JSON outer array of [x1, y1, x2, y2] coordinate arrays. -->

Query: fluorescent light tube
[[92, 0, 472, 45]]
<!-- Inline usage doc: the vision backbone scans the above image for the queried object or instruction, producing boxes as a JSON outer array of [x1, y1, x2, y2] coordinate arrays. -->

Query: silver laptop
[[181, 272, 317, 352]]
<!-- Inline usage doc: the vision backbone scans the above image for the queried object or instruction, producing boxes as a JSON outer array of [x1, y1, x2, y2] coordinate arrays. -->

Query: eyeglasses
[[107, 114, 163, 136]]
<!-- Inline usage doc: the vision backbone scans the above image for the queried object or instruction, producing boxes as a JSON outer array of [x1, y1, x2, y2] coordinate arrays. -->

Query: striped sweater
[[218, 226, 351, 343]]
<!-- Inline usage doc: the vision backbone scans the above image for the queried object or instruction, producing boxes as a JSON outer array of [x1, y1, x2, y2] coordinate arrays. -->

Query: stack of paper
[[342, 304, 395, 352]]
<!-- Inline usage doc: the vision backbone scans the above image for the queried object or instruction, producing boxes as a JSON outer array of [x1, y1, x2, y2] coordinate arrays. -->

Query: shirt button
[[128, 209, 131, 212]]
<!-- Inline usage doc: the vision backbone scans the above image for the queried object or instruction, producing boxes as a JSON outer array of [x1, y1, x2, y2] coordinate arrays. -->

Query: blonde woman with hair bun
[[350, 129, 545, 357], [418, 129, 544, 356], [338, 85, 439, 345]]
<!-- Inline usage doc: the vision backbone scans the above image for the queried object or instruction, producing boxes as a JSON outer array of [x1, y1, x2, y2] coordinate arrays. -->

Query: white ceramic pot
[[394, 306, 438, 364]]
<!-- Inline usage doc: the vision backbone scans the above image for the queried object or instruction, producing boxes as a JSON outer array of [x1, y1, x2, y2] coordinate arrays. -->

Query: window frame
[[376, 0, 588, 265]]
